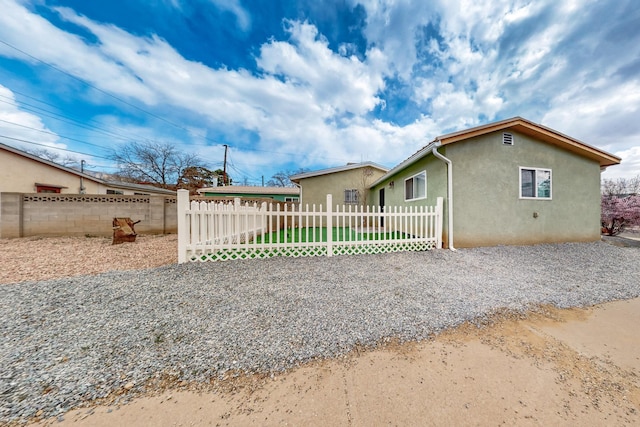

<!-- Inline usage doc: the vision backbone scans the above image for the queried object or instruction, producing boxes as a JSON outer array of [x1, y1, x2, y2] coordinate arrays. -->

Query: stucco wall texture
[[449, 130, 601, 247], [369, 129, 602, 248], [0, 149, 103, 194], [298, 167, 387, 208]]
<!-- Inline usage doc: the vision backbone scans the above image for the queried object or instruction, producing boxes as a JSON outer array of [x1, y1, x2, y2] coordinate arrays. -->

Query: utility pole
[[80, 160, 86, 194], [222, 144, 228, 186]]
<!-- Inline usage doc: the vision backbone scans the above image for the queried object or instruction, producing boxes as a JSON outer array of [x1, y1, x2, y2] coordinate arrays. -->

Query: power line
[[0, 118, 112, 152], [0, 97, 130, 142], [0, 39, 357, 165], [0, 134, 113, 161], [0, 38, 210, 140], [3, 88, 197, 145]]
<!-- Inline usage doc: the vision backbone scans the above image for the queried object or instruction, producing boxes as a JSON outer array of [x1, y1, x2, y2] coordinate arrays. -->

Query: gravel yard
[[1, 238, 639, 424]]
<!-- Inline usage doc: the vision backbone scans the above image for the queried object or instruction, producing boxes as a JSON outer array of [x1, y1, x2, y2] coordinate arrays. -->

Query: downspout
[[432, 141, 456, 250]]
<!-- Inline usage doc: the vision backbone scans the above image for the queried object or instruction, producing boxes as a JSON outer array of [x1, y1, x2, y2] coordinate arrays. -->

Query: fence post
[[326, 194, 333, 257], [177, 189, 189, 263], [436, 197, 443, 249]]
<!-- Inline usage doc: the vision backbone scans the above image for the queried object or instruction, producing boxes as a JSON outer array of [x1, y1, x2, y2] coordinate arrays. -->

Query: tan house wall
[[0, 193, 177, 238], [297, 167, 387, 208], [0, 149, 103, 193], [0, 148, 171, 195]]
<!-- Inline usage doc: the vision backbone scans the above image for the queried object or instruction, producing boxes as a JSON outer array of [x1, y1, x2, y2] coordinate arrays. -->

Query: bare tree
[[602, 175, 640, 197], [111, 142, 203, 189], [25, 148, 80, 168], [267, 168, 308, 187], [356, 166, 375, 207]]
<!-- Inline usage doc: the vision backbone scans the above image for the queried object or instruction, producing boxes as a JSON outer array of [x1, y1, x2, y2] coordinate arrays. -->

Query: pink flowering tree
[[601, 195, 640, 236], [601, 176, 640, 236]]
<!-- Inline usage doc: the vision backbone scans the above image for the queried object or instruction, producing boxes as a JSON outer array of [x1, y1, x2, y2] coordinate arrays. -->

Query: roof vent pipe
[[432, 141, 456, 251]]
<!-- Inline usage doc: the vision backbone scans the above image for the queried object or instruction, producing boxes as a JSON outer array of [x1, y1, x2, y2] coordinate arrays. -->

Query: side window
[[519, 167, 551, 199], [404, 171, 426, 201], [344, 189, 359, 204]]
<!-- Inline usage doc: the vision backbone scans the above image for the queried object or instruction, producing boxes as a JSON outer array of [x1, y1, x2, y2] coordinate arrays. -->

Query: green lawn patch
[[254, 227, 406, 243]]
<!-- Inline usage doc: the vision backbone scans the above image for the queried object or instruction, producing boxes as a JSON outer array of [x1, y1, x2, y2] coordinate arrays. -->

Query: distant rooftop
[[196, 185, 300, 195], [290, 161, 389, 182]]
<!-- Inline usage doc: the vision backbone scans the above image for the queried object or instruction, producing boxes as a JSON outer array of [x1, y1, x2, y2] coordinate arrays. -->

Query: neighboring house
[[197, 185, 300, 202], [0, 142, 175, 196], [366, 117, 620, 248], [290, 162, 389, 208]]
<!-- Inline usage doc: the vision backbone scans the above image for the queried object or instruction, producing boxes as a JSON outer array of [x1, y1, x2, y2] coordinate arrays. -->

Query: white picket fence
[[177, 189, 443, 263]]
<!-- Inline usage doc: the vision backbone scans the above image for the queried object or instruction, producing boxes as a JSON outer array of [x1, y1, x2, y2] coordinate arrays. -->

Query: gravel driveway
[[1, 241, 639, 423]]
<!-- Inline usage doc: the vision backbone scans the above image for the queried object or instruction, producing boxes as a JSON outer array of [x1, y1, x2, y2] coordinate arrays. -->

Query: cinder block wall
[[0, 193, 177, 238]]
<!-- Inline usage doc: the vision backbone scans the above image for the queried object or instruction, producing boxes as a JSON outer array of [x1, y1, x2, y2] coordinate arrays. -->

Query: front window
[[405, 171, 426, 201], [344, 189, 359, 204], [520, 167, 551, 199]]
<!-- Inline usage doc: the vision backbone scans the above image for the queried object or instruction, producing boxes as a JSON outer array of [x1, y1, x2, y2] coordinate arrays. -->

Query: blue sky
[[0, 0, 638, 185]]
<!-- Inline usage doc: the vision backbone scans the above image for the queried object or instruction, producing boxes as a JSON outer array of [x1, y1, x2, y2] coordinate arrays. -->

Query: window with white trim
[[284, 196, 299, 202], [404, 171, 426, 201], [519, 167, 551, 199], [344, 189, 359, 204]]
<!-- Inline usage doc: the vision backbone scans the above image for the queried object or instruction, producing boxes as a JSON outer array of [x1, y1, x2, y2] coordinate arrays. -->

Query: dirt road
[[34, 298, 640, 426]]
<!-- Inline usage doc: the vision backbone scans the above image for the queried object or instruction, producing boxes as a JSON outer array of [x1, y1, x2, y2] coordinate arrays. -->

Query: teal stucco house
[[368, 117, 620, 248], [196, 185, 299, 202], [295, 117, 621, 248]]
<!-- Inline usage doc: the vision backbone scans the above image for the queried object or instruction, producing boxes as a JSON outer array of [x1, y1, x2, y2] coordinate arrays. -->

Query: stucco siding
[[0, 150, 102, 193], [369, 153, 450, 243], [299, 167, 386, 208], [448, 130, 602, 247], [1, 148, 173, 196]]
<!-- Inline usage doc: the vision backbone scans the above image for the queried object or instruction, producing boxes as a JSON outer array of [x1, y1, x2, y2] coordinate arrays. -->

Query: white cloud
[[351, 0, 438, 80], [46, 10, 417, 168], [541, 79, 640, 159], [207, 0, 251, 31], [0, 2, 157, 104], [601, 146, 640, 181], [1, 0, 638, 181], [257, 20, 386, 116], [0, 84, 66, 152]]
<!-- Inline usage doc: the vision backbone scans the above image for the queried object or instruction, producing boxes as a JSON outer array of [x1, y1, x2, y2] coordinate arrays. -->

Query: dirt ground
[[4, 235, 637, 426], [31, 298, 640, 426]]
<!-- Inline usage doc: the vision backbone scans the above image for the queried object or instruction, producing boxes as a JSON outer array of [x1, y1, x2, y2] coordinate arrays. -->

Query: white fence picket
[[177, 189, 443, 263]]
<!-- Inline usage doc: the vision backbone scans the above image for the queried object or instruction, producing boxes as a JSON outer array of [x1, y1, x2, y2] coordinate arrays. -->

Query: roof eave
[[437, 117, 621, 167], [290, 161, 389, 182], [369, 141, 438, 188]]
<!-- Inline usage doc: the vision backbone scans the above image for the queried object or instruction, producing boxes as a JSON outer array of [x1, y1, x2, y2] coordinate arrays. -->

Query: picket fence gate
[[177, 189, 443, 263]]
